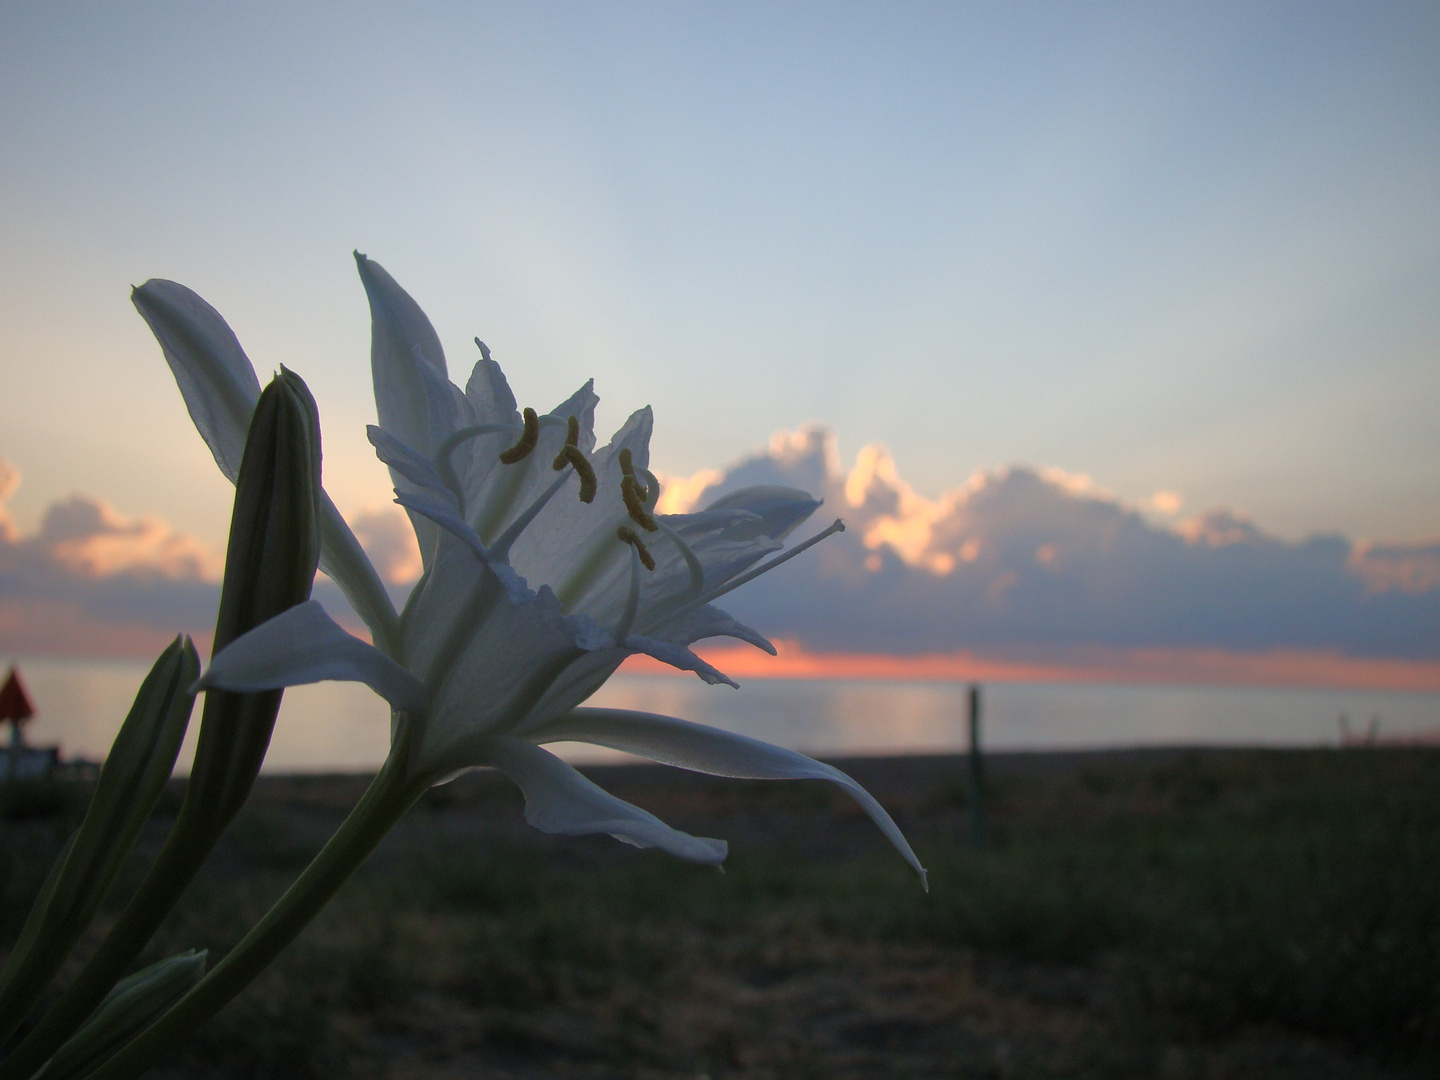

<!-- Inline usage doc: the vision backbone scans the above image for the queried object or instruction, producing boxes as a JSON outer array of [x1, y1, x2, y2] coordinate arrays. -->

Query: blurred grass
[[3, 747, 1439, 1078]]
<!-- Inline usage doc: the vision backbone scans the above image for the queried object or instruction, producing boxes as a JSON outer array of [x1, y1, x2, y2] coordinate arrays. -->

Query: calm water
[[8, 658, 1440, 772]]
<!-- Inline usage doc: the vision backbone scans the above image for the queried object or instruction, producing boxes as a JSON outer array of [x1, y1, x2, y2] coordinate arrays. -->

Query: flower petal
[[463, 351, 518, 424], [355, 252, 449, 453], [367, 426, 451, 495], [622, 636, 739, 688], [467, 380, 600, 546], [357, 253, 473, 568], [655, 603, 776, 654], [132, 279, 262, 483], [394, 490, 497, 570], [506, 406, 652, 619], [530, 709, 928, 888], [475, 737, 727, 864], [319, 495, 402, 656], [702, 486, 821, 542], [133, 279, 401, 651], [199, 600, 426, 716]]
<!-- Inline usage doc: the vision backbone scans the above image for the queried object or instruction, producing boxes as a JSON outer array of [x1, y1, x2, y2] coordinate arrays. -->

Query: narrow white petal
[[652, 519, 845, 634], [530, 709, 928, 888], [132, 280, 262, 483], [367, 425, 451, 494], [319, 495, 402, 656], [134, 280, 402, 653], [476, 737, 727, 864], [624, 635, 739, 688], [702, 486, 821, 542], [356, 253, 460, 567], [463, 351, 518, 423], [656, 603, 776, 654], [200, 600, 426, 715], [356, 252, 448, 450], [394, 491, 493, 566], [546, 381, 599, 454]]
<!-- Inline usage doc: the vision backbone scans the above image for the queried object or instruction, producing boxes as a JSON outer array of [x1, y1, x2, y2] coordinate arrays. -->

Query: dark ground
[[4, 746, 1439, 1078]]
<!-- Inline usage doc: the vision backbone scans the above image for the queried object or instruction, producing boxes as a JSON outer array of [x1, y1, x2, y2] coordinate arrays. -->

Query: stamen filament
[[640, 518, 845, 634], [436, 422, 521, 506], [472, 412, 568, 542], [654, 519, 705, 599], [613, 546, 643, 642], [491, 472, 571, 561]]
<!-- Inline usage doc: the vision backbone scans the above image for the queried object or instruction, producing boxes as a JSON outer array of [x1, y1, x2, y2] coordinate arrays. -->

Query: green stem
[[0, 817, 219, 1080], [80, 759, 427, 1080]]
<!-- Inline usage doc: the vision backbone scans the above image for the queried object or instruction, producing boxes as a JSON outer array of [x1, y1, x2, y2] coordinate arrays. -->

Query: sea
[[9, 658, 1440, 773]]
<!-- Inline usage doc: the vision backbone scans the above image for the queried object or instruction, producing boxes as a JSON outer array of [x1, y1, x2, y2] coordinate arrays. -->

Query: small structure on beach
[[1, 666, 59, 781]]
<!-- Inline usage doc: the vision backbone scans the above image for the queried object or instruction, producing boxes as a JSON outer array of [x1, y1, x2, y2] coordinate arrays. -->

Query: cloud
[[1348, 538, 1440, 595], [347, 505, 423, 586], [662, 427, 1440, 662], [37, 495, 222, 580], [0, 459, 404, 658], [0, 459, 223, 657], [6, 429, 1439, 679]]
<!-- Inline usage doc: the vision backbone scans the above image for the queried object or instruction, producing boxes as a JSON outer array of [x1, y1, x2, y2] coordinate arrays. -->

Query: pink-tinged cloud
[[1348, 538, 1440, 595], [347, 505, 423, 586], [661, 426, 1440, 671], [0, 459, 224, 657], [6, 428, 1440, 689], [0, 459, 395, 658]]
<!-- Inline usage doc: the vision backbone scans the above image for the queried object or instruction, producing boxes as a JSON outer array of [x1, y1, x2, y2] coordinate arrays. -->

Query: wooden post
[[967, 683, 985, 846]]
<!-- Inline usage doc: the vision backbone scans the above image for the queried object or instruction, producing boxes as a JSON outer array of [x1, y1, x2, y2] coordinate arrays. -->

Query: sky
[[1, 3, 1438, 682]]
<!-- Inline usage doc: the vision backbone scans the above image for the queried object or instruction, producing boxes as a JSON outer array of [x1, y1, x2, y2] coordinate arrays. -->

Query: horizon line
[[620, 641, 1440, 694]]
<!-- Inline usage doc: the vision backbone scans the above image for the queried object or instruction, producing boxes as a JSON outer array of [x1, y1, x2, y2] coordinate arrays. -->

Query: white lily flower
[[137, 254, 926, 887]]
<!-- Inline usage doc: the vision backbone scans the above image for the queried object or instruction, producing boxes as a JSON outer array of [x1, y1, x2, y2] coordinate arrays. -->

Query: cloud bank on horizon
[[652, 427, 1440, 669], [3, 430, 1437, 684]]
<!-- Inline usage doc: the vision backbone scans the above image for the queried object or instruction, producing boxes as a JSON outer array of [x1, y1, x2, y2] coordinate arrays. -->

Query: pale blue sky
[[2, 1, 1437, 553]]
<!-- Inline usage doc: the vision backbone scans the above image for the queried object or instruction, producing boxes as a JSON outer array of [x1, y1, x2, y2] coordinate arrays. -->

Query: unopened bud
[[0, 637, 198, 1047], [186, 367, 322, 828], [42, 951, 208, 1080]]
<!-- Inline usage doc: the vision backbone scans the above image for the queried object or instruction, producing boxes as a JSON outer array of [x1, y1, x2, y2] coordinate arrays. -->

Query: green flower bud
[[0, 370, 322, 1080], [184, 366, 323, 826], [0, 637, 197, 1046], [41, 951, 207, 1080]]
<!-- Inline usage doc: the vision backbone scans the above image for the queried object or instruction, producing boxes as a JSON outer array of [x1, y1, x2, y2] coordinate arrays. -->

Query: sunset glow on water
[[10, 659, 1438, 774]]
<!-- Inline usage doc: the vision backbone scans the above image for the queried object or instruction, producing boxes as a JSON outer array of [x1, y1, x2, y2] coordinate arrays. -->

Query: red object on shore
[[0, 666, 35, 726]]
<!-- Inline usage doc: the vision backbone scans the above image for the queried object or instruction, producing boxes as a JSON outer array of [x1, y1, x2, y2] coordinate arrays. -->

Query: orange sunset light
[[623, 641, 1440, 694]]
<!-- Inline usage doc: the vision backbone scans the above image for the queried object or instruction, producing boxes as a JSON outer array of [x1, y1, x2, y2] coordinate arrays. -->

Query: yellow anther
[[617, 525, 656, 571], [552, 444, 597, 502], [622, 474, 658, 531], [498, 407, 539, 464], [618, 446, 636, 477], [564, 414, 580, 447]]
